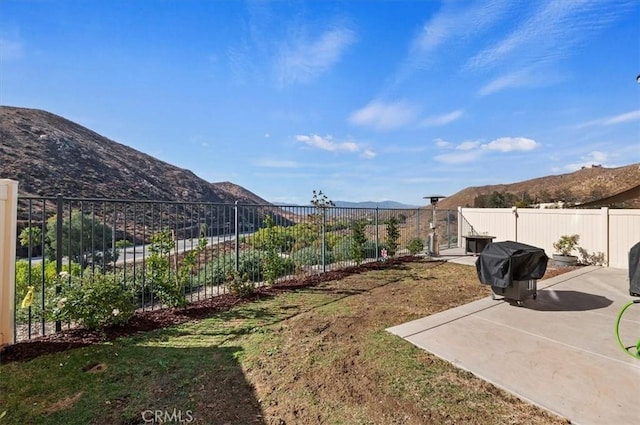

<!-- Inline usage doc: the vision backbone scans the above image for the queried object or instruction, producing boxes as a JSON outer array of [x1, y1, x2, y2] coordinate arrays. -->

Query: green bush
[[225, 270, 255, 297], [52, 271, 137, 330], [291, 246, 335, 266], [14, 260, 81, 324], [115, 239, 133, 249], [407, 238, 424, 255]]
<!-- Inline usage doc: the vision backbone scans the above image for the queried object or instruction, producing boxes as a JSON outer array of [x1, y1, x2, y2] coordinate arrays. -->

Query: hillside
[[0, 106, 260, 205], [436, 164, 640, 209]]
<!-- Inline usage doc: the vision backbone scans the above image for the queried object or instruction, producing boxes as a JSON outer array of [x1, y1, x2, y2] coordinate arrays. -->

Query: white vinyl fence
[[458, 207, 640, 269], [0, 179, 18, 347]]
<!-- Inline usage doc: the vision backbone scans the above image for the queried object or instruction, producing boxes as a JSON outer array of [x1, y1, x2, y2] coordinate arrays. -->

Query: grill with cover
[[630, 241, 640, 297], [476, 241, 549, 306]]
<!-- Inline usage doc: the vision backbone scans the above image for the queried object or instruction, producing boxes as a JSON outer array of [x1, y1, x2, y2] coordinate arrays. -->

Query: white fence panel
[[459, 207, 640, 270], [516, 208, 608, 260], [609, 210, 640, 269], [458, 208, 515, 242]]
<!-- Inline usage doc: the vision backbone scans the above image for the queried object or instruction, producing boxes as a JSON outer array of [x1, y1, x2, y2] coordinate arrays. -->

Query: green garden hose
[[615, 300, 640, 359]]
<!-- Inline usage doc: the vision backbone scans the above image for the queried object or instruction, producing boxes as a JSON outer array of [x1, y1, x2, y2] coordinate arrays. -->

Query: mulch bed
[[0, 258, 579, 364], [0, 257, 421, 364]]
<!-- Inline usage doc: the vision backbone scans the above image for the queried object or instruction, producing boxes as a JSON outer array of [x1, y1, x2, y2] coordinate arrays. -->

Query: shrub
[[385, 217, 400, 256], [115, 239, 133, 249], [225, 270, 254, 297], [351, 219, 367, 265], [291, 246, 335, 266], [14, 260, 81, 324], [407, 238, 424, 255], [553, 234, 580, 256], [52, 271, 137, 330]]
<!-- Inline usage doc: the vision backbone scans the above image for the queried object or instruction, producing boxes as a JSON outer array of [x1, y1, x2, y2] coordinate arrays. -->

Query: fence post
[[234, 201, 239, 272], [375, 207, 379, 261], [0, 179, 18, 348], [321, 209, 326, 273], [55, 194, 63, 332], [446, 210, 451, 248], [457, 207, 463, 248]]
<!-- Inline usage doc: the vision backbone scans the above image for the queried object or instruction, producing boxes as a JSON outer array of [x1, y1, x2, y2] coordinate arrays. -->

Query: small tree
[[19, 226, 43, 257], [385, 217, 400, 256], [46, 211, 117, 268], [351, 219, 367, 265], [262, 214, 283, 285]]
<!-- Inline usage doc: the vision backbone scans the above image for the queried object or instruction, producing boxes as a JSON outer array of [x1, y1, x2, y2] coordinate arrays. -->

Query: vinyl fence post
[[375, 207, 379, 261], [446, 210, 451, 249], [0, 179, 18, 348], [234, 201, 239, 272], [55, 194, 63, 332]]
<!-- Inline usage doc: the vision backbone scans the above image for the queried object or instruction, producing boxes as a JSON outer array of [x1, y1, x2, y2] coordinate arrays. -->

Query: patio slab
[[387, 265, 640, 425]]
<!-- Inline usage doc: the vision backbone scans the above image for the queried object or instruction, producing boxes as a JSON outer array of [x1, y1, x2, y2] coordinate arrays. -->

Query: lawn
[[0, 260, 567, 424]]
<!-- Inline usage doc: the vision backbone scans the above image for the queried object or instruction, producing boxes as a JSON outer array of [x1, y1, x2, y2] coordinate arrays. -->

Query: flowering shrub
[[15, 260, 81, 324], [52, 271, 137, 330]]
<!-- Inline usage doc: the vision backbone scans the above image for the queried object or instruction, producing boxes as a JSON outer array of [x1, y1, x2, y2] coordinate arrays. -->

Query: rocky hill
[[0, 106, 260, 204], [436, 163, 640, 210]]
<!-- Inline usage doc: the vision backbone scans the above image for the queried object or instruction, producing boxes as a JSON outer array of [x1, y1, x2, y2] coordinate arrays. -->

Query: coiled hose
[[615, 299, 640, 359]]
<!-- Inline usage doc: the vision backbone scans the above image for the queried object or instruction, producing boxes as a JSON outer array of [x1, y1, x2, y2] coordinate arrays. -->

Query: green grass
[[0, 262, 565, 425]]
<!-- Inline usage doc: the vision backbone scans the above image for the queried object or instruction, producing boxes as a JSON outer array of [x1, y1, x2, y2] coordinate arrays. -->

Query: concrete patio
[[388, 251, 640, 425]]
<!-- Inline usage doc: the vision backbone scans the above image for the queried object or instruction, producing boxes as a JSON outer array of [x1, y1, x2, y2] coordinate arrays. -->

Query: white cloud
[[433, 136, 539, 163], [564, 150, 615, 171], [349, 100, 418, 130], [421, 109, 464, 127], [456, 141, 480, 151], [264, 133, 270, 138], [295, 134, 375, 158], [411, 0, 511, 57], [276, 26, 356, 86], [434, 138, 451, 148], [481, 137, 539, 152], [253, 159, 300, 168], [435, 150, 483, 164], [576, 110, 640, 128], [478, 69, 533, 96], [361, 149, 377, 159], [467, 0, 630, 71]]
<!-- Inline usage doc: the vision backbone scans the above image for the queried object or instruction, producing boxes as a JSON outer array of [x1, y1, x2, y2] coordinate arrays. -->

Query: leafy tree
[[19, 226, 43, 257], [385, 217, 400, 256], [45, 211, 117, 268], [19, 226, 42, 248], [351, 219, 367, 265]]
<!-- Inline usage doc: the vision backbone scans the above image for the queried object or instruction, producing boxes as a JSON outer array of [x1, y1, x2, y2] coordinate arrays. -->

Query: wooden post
[[0, 179, 18, 348]]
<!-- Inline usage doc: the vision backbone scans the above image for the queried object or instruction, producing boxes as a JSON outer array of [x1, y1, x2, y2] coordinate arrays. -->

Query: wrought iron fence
[[14, 195, 457, 341]]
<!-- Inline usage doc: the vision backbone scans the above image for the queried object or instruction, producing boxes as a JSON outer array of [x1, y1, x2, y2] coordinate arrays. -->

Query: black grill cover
[[630, 241, 640, 295], [476, 241, 548, 288]]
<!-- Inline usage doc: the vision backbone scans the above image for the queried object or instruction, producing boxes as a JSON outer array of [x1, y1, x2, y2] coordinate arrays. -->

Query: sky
[[1, 0, 639, 206]]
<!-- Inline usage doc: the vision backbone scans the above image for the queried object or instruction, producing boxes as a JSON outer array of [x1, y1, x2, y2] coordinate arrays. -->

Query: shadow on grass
[[4, 345, 266, 425]]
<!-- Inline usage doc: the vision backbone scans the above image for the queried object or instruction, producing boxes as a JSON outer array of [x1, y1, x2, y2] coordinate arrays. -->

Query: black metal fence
[[14, 195, 457, 341]]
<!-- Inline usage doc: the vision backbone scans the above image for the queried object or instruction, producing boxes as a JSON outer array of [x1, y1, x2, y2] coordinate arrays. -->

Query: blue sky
[[1, 0, 639, 205]]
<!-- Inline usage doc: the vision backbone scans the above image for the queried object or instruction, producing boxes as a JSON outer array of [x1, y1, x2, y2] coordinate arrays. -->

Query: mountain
[[333, 200, 420, 209], [436, 163, 640, 210], [0, 106, 259, 205]]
